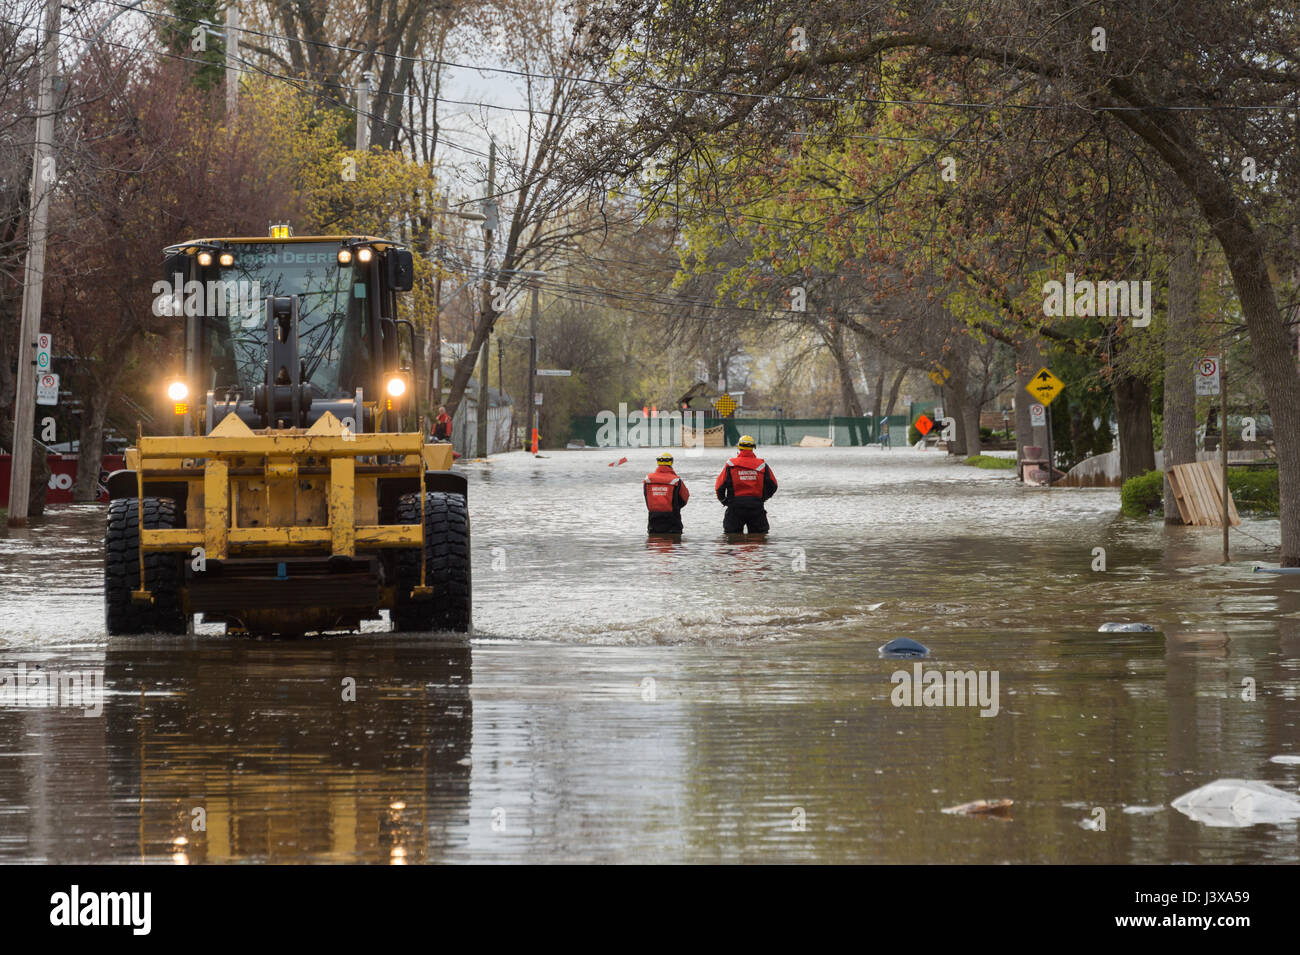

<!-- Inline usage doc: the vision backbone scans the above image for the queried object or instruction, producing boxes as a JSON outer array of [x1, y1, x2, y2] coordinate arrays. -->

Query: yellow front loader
[[104, 231, 470, 635]]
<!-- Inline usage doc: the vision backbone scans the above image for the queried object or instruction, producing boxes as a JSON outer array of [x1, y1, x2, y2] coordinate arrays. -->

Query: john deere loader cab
[[104, 228, 471, 636]]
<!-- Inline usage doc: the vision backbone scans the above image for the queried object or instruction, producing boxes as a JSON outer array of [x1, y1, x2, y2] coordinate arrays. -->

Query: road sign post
[[36, 373, 59, 406], [1026, 367, 1065, 487], [1195, 355, 1221, 396]]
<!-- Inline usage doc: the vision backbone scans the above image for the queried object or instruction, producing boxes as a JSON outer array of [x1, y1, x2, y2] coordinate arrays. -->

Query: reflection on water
[[1, 448, 1299, 862], [1, 638, 471, 863]]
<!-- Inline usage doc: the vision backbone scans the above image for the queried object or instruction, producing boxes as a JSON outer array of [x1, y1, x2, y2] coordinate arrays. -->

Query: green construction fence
[[568, 414, 915, 448]]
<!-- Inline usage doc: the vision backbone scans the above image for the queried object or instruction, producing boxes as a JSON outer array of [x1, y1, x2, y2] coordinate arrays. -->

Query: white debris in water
[[1170, 779, 1300, 828], [1121, 805, 1165, 815], [1269, 755, 1300, 765]]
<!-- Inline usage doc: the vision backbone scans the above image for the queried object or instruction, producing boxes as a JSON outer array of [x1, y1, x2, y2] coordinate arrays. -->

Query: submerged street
[[1, 447, 1298, 863]]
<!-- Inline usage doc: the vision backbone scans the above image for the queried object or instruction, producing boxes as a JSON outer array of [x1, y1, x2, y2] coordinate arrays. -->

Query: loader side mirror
[[386, 249, 414, 291]]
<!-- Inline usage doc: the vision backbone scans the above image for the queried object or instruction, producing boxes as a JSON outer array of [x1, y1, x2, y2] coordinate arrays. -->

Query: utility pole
[[7, 0, 60, 526], [476, 140, 496, 458], [225, 2, 239, 117], [1222, 358, 1230, 563], [497, 339, 505, 450], [528, 282, 538, 454], [355, 71, 373, 152], [430, 275, 442, 408]]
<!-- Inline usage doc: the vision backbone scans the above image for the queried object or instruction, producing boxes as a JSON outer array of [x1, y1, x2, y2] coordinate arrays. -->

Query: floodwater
[[1, 446, 1298, 863]]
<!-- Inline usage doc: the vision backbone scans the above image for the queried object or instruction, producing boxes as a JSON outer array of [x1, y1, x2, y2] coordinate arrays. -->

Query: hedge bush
[[1120, 469, 1165, 517], [963, 454, 1016, 470], [1228, 467, 1278, 513]]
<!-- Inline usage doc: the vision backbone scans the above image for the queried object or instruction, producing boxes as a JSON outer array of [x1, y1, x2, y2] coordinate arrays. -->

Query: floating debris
[[1269, 755, 1300, 765], [942, 799, 1013, 818], [1098, 622, 1156, 632], [878, 637, 929, 659], [1170, 779, 1300, 828]]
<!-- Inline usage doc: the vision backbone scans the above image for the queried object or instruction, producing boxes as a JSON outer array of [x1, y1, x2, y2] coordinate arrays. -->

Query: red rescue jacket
[[715, 449, 777, 503], [434, 412, 453, 440], [644, 466, 690, 513]]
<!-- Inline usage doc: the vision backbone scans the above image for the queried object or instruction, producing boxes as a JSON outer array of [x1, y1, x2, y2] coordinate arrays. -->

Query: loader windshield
[[202, 242, 372, 398]]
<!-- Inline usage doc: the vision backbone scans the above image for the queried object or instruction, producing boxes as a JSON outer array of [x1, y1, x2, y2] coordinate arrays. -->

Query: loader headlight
[[167, 381, 189, 402], [356, 246, 373, 264], [386, 376, 406, 398], [337, 248, 353, 265], [218, 252, 235, 267], [196, 251, 213, 267]]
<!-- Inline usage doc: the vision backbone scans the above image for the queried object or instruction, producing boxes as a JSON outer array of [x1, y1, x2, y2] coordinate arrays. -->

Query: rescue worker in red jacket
[[715, 435, 777, 533], [644, 452, 690, 534], [432, 406, 453, 442]]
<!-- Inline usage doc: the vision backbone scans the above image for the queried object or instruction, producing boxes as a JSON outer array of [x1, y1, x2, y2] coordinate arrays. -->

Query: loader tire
[[105, 497, 185, 635], [393, 491, 472, 634]]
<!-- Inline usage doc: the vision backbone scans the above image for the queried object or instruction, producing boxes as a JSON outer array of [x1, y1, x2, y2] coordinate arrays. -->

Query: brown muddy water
[[1, 447, 1298, 863]]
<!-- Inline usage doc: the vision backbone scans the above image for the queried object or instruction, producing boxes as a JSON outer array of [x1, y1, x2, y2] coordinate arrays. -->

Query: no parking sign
[[36, 372, 59, 406], [1196, 356, 1221, 396]]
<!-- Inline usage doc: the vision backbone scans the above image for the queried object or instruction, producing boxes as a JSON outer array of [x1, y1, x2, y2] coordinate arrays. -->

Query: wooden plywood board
[[1168, 461, 1240, 526]]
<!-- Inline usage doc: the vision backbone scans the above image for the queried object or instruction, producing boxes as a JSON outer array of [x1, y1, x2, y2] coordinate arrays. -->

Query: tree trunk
[[1163, 222, 1200, 521], [961, 400, 981, 457], [822, 320, 864, 416], [884, 367, 906, 416], [1015, 337, 1045, 478], [941, 383, 968, 455], [72, 392, 109, 502], [1114, 374, 1157, 482], [443, 292, 495, 425], [831, 346, 864, 416], [871, 368, 884, 421]]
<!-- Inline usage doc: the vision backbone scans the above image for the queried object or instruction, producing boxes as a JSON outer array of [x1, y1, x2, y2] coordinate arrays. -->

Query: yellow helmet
[[737, 435, 756, 450], [656, 452, 674, 465]]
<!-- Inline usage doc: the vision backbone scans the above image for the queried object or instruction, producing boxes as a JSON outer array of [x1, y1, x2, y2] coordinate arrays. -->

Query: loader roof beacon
[[103, 231, 471, 636]]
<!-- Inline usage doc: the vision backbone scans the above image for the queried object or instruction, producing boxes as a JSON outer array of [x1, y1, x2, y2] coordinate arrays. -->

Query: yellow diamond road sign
[[1027, 367, 1064, 406], [714, 394, 737, 417]]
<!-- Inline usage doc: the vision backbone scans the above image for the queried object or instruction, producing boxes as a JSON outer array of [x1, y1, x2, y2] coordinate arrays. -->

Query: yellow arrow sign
[[1026, 367, 1064, 406]]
